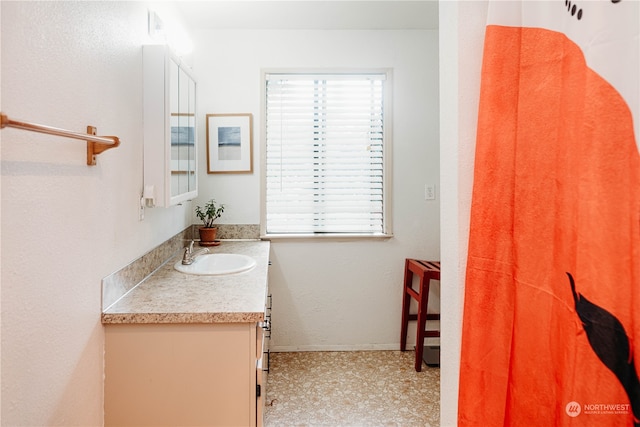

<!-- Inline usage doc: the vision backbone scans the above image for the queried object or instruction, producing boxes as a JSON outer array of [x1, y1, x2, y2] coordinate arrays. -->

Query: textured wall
[[0, 2, 193, 424]]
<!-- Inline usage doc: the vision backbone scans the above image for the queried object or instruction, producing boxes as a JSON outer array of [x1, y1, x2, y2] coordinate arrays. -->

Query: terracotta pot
[[198, 227, 218, 244]]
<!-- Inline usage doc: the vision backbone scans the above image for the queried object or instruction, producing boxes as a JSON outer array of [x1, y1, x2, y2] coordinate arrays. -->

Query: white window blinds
[[264, 72, 388, 235]]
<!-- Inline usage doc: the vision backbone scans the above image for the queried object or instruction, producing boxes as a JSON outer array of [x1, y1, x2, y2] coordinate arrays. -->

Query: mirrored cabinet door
[[144, 44, 198, 207], [171, 63, 196, 198], [187, 72, 197, 193], [170, 59, 181, 198]]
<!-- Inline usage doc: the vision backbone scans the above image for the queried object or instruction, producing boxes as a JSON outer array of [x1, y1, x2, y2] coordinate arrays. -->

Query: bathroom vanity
[[102, 240, 270, 427]]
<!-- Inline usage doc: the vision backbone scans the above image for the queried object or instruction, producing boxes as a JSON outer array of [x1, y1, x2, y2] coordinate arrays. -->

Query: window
[[262, 71, 392, 237]]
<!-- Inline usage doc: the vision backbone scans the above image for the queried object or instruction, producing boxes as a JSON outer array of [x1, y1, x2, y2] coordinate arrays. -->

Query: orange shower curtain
[[459, 2, 640, 426]]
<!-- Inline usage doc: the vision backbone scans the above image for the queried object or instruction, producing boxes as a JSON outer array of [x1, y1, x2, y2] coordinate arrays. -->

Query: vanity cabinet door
[[104, 323, 258, 427], [256, 292, 272, 426], [256, 324, 266, 427]]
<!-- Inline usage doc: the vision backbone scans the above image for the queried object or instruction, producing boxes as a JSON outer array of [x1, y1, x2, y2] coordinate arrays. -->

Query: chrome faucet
[[182, 240, 209, 265]]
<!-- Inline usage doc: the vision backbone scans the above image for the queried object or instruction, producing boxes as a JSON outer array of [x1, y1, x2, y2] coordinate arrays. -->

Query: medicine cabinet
[[143, 45, 197, 207]]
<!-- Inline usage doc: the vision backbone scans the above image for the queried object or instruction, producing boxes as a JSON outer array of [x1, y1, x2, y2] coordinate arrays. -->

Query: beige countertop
[[101, 240, 270, 324]]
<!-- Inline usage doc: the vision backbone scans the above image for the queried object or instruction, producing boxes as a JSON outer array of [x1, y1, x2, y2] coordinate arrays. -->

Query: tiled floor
[[264, 351, 440, 427]]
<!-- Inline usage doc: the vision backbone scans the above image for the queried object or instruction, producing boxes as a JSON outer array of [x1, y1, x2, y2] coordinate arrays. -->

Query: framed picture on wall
[[206, 113, 253, 173]]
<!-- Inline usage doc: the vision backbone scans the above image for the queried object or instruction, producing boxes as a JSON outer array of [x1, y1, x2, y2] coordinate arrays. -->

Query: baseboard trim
[[270, 343, 400, 352]]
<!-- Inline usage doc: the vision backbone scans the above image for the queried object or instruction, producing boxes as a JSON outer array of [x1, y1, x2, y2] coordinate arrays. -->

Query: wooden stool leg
[[414, 275, 431, 372], [400, 259, 412, 352]]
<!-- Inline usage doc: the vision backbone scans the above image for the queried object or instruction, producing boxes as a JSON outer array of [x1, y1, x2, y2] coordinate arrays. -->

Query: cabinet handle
[[267, 294, 273, 310], [260, 318, 271, 339]]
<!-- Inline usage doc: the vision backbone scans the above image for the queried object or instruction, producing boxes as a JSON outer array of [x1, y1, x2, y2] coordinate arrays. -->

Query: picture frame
[[206, 113, 253, 174]]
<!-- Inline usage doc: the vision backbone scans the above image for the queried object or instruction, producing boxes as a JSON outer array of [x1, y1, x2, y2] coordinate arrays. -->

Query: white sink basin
[[174, 253, 256, 276]]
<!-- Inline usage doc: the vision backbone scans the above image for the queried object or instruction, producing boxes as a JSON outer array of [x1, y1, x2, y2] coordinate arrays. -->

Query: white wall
[[193, 28, 440, 351], [0, 2, 194, 424], [439, 2, 488, 426]]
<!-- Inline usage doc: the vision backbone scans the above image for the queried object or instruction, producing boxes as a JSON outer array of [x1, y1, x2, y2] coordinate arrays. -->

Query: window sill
[[260, 233, 394, 241]]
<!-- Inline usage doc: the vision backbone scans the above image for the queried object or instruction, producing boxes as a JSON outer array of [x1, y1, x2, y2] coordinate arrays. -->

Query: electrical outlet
[[425, 184, 436, 200]]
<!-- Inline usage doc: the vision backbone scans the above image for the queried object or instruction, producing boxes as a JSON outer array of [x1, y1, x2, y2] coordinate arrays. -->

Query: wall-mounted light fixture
[[147, 9, 193, 56]]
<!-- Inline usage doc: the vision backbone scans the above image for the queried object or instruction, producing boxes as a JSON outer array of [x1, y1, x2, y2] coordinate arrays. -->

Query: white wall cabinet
[[143, 45, 197, 207], [104, 322, 266, 426]]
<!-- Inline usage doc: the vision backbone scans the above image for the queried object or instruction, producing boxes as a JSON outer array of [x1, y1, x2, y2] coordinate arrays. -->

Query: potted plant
[[195, 199, 225, 246]]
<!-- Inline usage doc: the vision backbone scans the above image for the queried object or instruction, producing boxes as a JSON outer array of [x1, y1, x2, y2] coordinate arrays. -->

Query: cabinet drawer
[[256, 323, 265, 359]]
